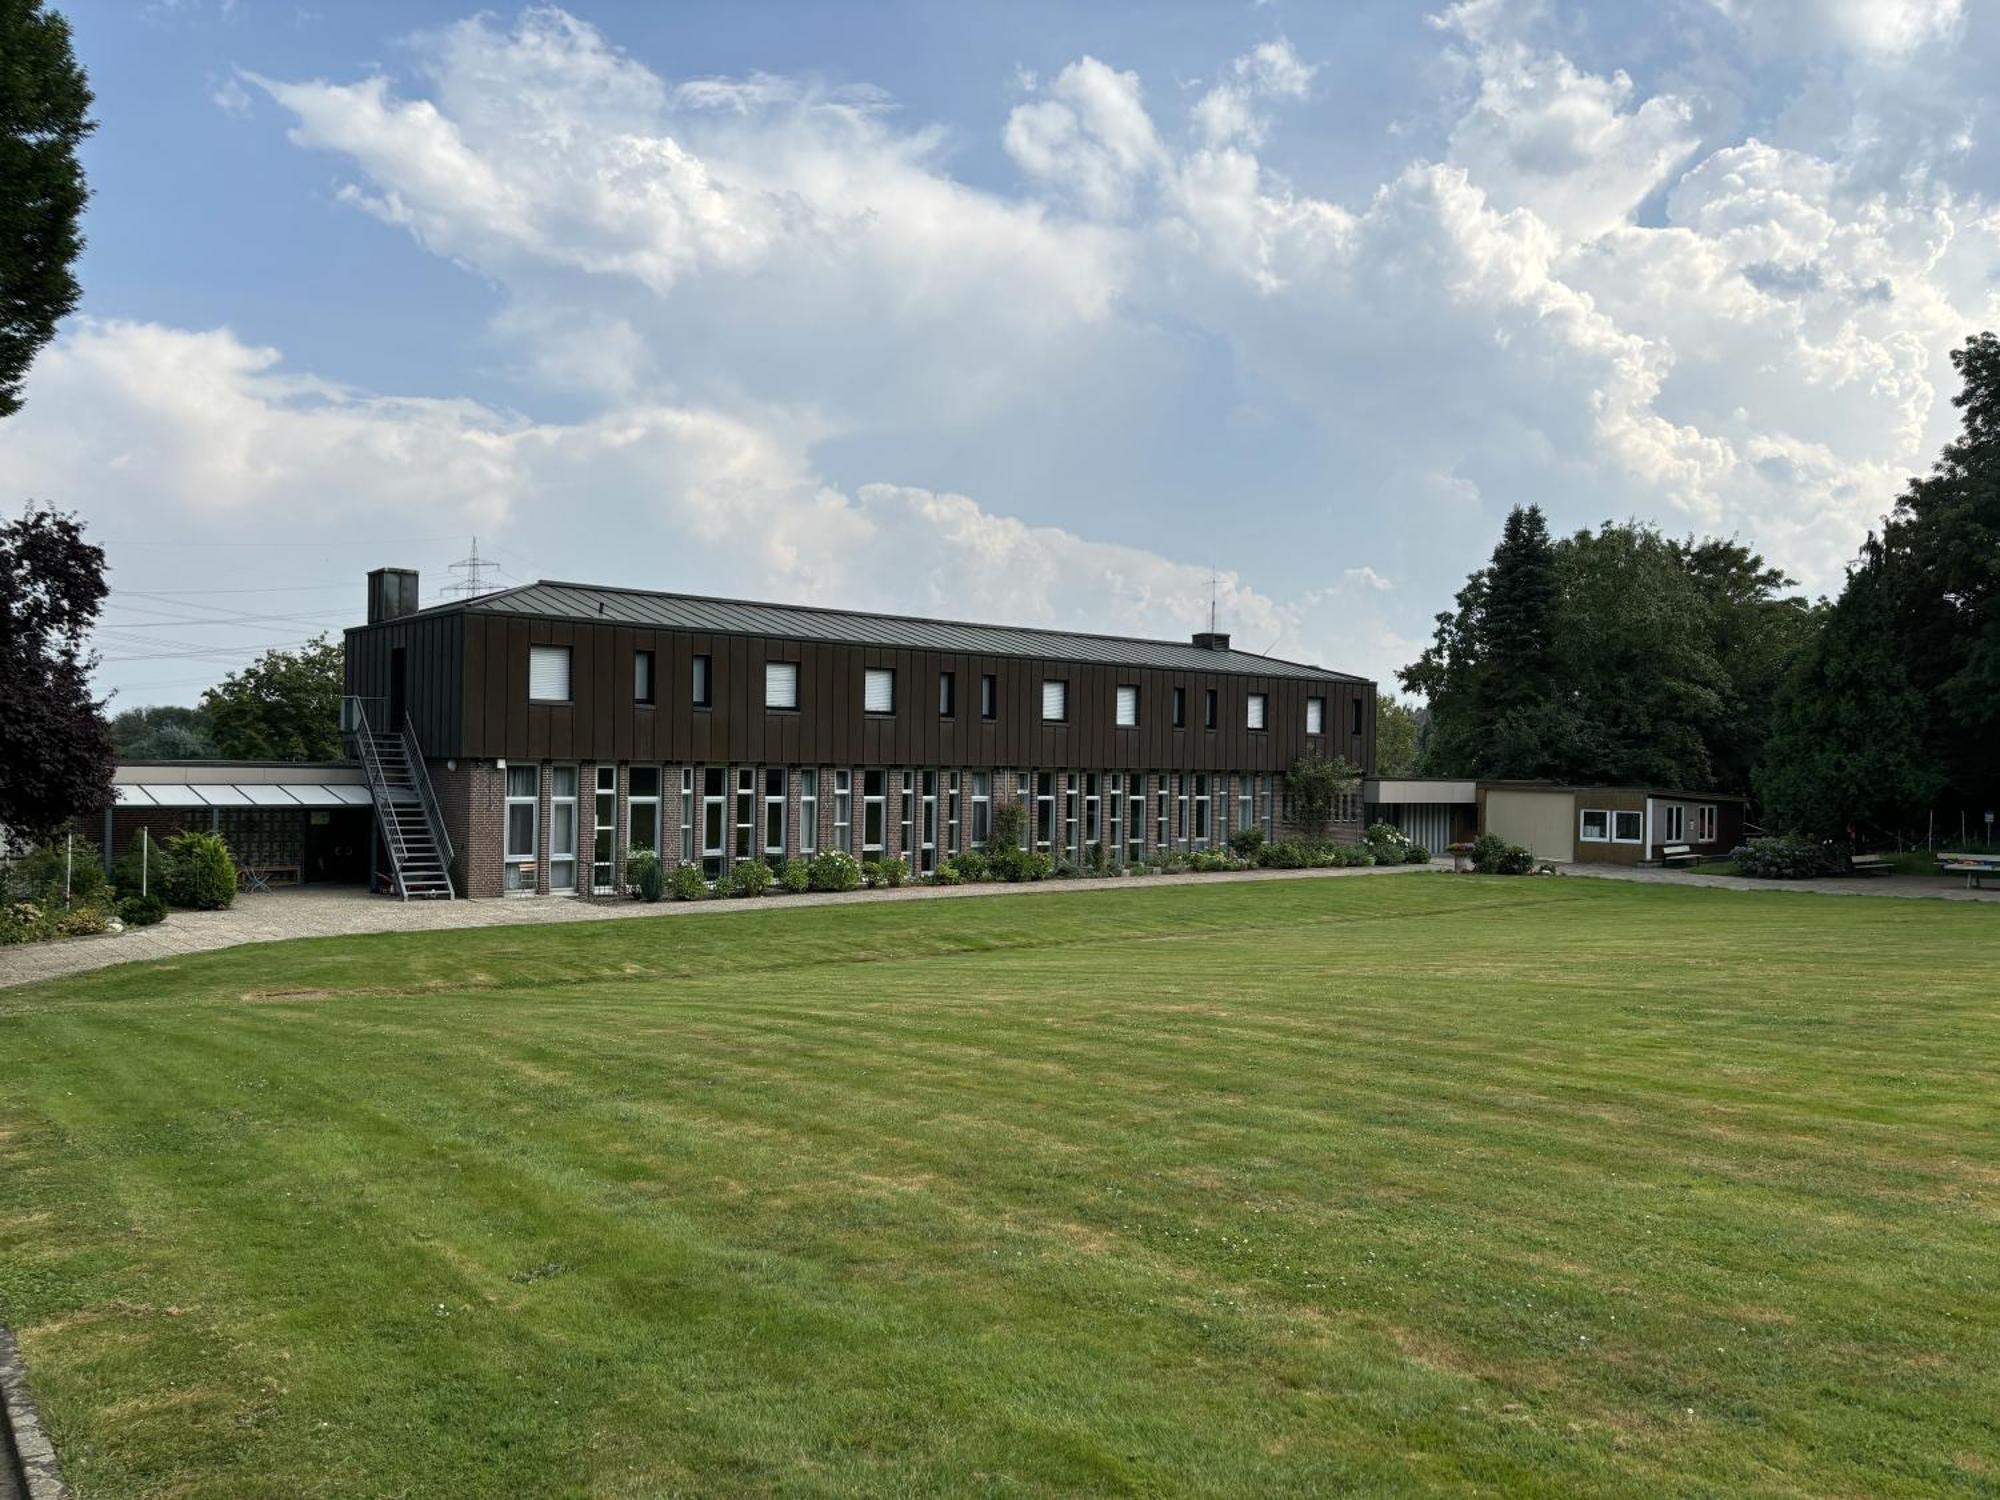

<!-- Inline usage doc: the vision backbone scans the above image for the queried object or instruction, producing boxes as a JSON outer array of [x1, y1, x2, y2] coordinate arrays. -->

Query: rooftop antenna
[[1208, 568, 1218, 636], [443, 537, 501, 601]]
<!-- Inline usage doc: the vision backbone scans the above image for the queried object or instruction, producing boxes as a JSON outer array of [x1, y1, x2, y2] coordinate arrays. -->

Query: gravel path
[[1, 863, 1445, 990]]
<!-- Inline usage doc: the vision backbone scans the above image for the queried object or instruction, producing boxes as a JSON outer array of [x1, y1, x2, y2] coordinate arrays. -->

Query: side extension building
[[344, 569, 1377, 899]]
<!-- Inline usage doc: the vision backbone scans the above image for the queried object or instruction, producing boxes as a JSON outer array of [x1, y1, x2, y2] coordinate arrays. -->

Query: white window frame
[[764, 768, 787, 866], [734, 768, 755, 860], [529, 646, 571, 704], [1042, 679, 1068, 723], [1306, 697, 1325, 735], [1035, 772, 1056, 852], [900, 770, 915, 865], [1115, 684, 1139, 728], [799, 769, 819, 855], [947, 771, 961, 854], [701, 767, 726, 880], [918, 770, 937, 872], [1580, 808, 1611, 843], [504, 765, 539, 893], [1064, 772, 1079, 860], [679, 767, 694, 867], [550, 765, 578, 892], [1696, 804, 1717, 843], [864, 669, 895, 715], [592, 765, 617, 893], [971, 772, 990, 847], [765, 661, 800, 711], [628, 766, 662, 856], [1193, 773, 1210, 848], [834, 770, 852, 853], [1663, 804, 1685, 843], [1612, 809, 1644, 844], [1247, 692, 1267, 730], [862, 769, 885, 853]]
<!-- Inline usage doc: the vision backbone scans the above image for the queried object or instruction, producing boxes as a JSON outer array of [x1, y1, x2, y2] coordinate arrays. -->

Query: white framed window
[[1035, 772, 1056, 852], [1580, 808, 1610, 843], [1175, 775, 1187, 845], [1155, 776, 1169, 849], [1127, 778, 1145, 863], [504, 765, 539, 893], [1193, 773, 1210, 848], [1663, 804, 1685, 843], [947, 772, 961, 854], [971, 772, 991, 846], [550, 766, 578, 892], [900, 771, 915, 861], [1115, 685, 1138, 727], [1697, 804, 1717, 843], [862, 769, 886, 852], [592, 766, 616, 893], [1613, 810, 1643, 844], [865, 668, 895, 714], [1084, 772, 1101, 849], [736, 768, 755, 859], [680, 768, 694, 866], [701, 767, 726, 881], [1247, 692, 1267, 730], [800, 769, 819, 855], [1042, 680, 1068, 722], [764, 768, 787, 866], [765, 661, 799, 710], [1105, 773, 1120, 858], [628, 767, 661, 856], [1306, 697, 1325, 735], [834, 770, 852, 853], [529, 646, 571, 703], [918, 771, 937, 872], [1064, 772, 1079, 859]]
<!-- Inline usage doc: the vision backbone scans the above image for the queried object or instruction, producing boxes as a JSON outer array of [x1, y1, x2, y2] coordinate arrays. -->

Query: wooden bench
[[1659, 843, 1697, 867], [1848, 853, 1893, 876]]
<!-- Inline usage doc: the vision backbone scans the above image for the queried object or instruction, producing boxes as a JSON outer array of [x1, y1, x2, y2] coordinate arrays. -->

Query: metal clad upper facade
[[345, 579, 1376, 771]]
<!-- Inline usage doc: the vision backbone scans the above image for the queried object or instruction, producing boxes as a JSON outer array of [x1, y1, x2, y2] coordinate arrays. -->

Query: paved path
[[1, 864, 1444, 990], [1562, 863, 2000, 903]]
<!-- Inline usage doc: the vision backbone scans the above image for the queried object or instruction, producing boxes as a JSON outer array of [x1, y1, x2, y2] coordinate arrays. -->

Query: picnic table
[[1937, 851, 2000, 889]]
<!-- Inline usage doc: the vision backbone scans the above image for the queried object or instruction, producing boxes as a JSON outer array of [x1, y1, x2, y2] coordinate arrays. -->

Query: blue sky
[[10, 0, 1999, 705]]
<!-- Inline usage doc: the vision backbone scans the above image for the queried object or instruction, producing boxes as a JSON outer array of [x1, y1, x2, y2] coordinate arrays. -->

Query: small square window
[[692, 654, 713, 708], [865, 668, 895, 714], [1580, 808, 1609, 842], [1612, 810, 1643, 843], [1042, 679, 1067, 722], [529, 645, 571, 703], [765, 661, 799, 710], [1247, 692, 1267, 730]]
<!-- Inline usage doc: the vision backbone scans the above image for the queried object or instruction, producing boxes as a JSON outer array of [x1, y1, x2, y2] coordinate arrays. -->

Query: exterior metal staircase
[[345, 697, 456, 900]]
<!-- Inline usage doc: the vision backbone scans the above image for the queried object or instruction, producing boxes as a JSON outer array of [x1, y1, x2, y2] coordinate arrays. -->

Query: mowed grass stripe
[[1, 876, 1996, 1497]]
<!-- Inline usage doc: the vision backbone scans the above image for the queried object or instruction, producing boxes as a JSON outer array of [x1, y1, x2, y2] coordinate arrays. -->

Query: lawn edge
[[0, 1326, 70, 1500]]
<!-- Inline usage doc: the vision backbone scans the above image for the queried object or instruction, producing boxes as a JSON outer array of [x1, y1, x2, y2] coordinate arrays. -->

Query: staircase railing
[[403, 712, 456, 878], [347, 695, 416, 901]]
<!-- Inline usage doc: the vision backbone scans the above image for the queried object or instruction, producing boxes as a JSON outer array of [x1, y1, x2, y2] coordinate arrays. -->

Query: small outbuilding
[[1364, 777, 1748, 866]]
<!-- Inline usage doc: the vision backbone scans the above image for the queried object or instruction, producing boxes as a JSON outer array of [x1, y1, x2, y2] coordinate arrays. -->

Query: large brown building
[[344, 569, 1377, 899]]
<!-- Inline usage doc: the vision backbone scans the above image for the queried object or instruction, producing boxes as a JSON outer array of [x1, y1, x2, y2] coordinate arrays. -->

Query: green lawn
[[2, 877, 1996, 1497]]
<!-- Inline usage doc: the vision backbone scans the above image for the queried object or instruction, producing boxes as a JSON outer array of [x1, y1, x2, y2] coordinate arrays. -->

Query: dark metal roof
[[394, 580, 1367, 683]]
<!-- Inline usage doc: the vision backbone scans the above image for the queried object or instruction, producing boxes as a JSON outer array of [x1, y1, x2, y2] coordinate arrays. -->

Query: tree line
[[1387, 331, 2000, 846]]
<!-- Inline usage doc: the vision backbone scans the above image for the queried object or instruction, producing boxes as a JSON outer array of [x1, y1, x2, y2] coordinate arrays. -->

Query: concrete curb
[[0, 1327, 68, 1500]]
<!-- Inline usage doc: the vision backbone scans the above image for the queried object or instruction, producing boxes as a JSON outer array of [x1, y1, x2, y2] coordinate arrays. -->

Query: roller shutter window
[[1115, 685, 1138, 727], [1247, 692, 1267, 730], [766, 661, 799, 710], [529, 645, 571, 703], [1306, 697, 1324, 735], [865, 668, 896, 714], [1042, 680, 1068, 722]]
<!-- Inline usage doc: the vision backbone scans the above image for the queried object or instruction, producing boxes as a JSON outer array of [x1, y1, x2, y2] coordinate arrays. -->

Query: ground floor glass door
[[592, 766, 617, 893]]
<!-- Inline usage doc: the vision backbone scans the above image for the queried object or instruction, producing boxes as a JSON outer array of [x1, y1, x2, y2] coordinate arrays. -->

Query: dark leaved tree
[[200, 635, 347, 761], [0, 0, 93, 419], [0, 507, 114, 839], [107, 703, 218, 759]]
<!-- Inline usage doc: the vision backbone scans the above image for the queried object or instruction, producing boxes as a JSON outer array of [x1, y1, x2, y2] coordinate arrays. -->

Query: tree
[[0, 0, 93, 420], [1282, 753, 1361, 843], [200, 635, 346, 761], [1374, 694, 1422, 776], [0, 506, 114, 838], [1756, 560, 1939, 842], [1403, 512, 1809, 796], [108, 704, 217, 760]]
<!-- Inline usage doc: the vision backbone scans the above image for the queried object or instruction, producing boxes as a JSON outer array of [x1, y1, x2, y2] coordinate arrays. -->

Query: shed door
[[1484, 790, 1576, 863]]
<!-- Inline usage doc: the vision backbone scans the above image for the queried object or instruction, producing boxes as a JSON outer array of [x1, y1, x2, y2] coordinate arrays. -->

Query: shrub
[[989, 802, 1029, 852], [1228, 827, 1267, 861], [1470, 833, 1535, 876], [779, 857, 811, 894], [52, 903, 112, 937], [1258, 840, 1310, 869], [950, 849, 990, 881], [1084, 840, 1110, 876], [808, 850, 862, 893], [7, 838, 110, 908], [1052, 857, 1079, 880], [1, 900, 48, 945], [1365, 821, 1412, 864], [934, 863, 962, 886], [118, 892, 167, 927], [1731, 836, 1843, 880], [625, 850, 662, 901], [876, 857, 907, 888], [727, 858, 773, 898], [162, 831, 237, 909], [111, 831, 175, 900], [669, 862, 710, 902], [1405, 845, 1432, 864]]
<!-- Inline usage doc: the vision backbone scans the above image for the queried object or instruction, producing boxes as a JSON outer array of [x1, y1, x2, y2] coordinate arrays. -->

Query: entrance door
[[304, 808, 369, 883]]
